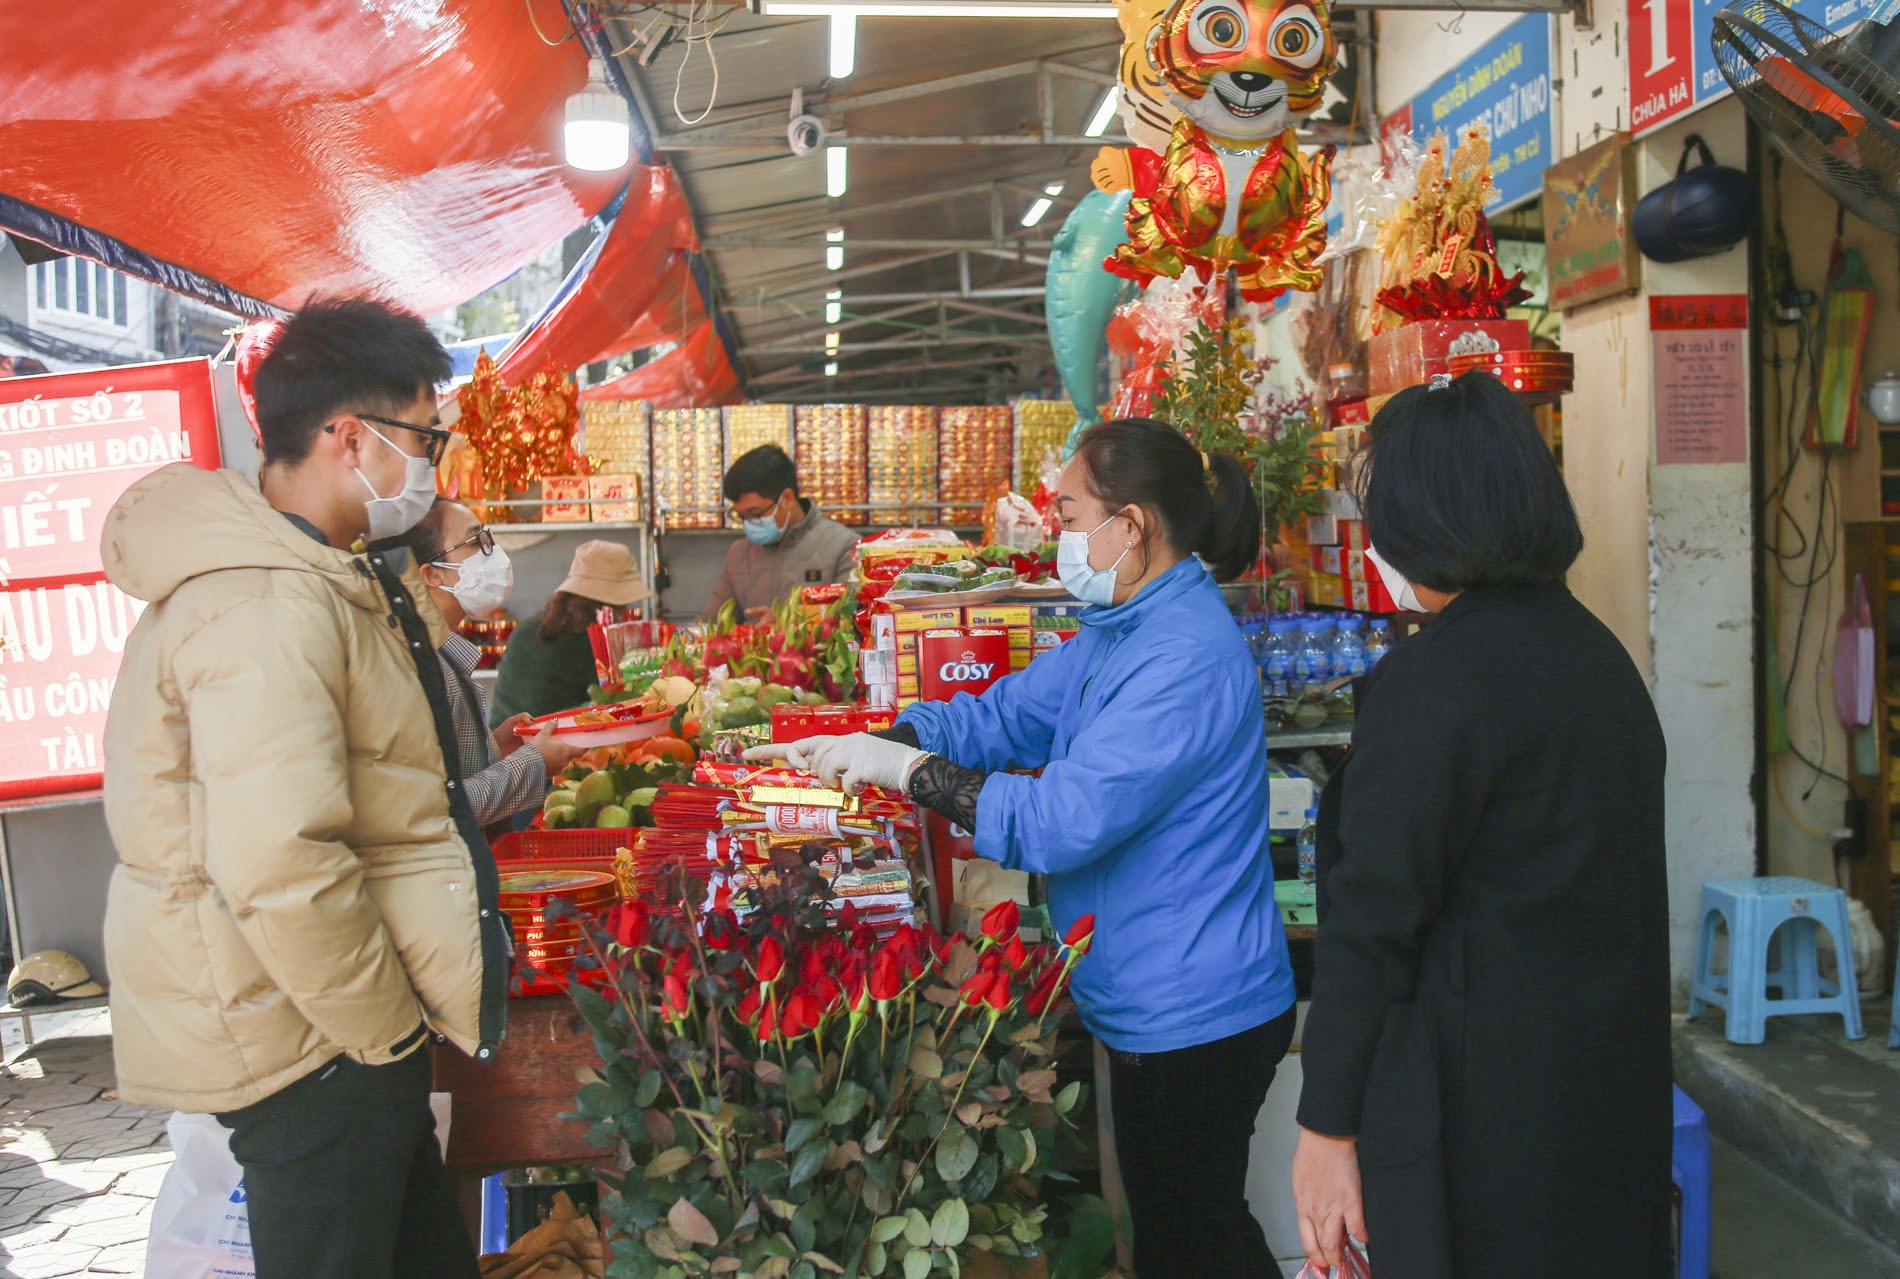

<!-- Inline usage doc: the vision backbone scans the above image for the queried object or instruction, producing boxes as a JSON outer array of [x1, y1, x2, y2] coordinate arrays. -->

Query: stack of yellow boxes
[[1014, 400, 1076, 493], [582, 399, 649, 521], [889, 603, 1036, 708]]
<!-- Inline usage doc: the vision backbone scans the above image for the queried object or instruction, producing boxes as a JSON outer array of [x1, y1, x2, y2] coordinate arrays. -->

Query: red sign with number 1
[[1629, 0, 1696, 134]]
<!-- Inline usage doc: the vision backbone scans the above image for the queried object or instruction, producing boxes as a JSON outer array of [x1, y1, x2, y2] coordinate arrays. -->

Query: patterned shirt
[[438, 633, 546, 827]]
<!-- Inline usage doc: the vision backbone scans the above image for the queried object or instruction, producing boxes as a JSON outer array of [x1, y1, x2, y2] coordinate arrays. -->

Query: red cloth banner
[[498, 165, 702, 381], [578, 322, 742, 410], [0, 0, 621, 315]]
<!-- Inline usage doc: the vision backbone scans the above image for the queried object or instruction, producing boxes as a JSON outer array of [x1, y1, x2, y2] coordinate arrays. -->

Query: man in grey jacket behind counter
[[702, 444, 858, 620]]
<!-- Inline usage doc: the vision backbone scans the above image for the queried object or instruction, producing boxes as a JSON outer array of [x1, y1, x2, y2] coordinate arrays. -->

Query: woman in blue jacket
[[761, 419, 1293, 1279]]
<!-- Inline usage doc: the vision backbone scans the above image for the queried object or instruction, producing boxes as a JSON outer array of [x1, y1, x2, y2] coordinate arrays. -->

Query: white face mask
[[1365, 544, 1424, 613], [355, 423, 437, 541], [1057, 514, 1133, 607], [433, 545, 513, 618]]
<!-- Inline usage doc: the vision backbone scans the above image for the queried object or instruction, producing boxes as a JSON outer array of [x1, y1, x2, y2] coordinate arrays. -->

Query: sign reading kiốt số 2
[[0, 359, 222, 801]]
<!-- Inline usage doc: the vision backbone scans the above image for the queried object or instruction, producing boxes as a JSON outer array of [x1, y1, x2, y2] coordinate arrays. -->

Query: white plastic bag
[[145, 1112, 255, 1279], [146, 1093, 454, 1279]]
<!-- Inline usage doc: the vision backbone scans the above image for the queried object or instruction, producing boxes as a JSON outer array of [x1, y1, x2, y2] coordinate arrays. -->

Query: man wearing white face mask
[[101, 299, 504, 1279], [409, 498, 584, 827]]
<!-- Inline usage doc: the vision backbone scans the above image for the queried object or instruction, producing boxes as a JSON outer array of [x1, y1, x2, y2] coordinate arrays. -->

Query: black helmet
[[1634, 134, 1755, 264]]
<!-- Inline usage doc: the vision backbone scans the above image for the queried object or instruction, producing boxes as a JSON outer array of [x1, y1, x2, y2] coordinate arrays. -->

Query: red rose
[[812, 974, 843, 1013], [936, 933, 969, 968], [757, 999, 779, 1042], [839, 901, 862, 931], [757, 936, 786, 984], [869, 951, 903, 1003], [703, 908, 741, 952], [1063, 913, 1096, 952], [981, 900, 1020, 942], [738, 983, 764, 1024], [1025, 964, 1065, 1016], [1002, 934, 1028, 971], [845, 972, 870, 1015], [662, 972, 691, 1022], [781, 990, 823, 1040], [984, 973, 1011, 1013], [800, 950, 829, 986], [960, 970, 999, 1008], [611, 902, 650, 949]]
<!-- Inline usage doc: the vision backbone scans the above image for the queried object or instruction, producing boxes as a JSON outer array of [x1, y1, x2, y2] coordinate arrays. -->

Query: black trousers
[[1107, 1007, 1298, 1279], [215, 1045, 478, 1279]]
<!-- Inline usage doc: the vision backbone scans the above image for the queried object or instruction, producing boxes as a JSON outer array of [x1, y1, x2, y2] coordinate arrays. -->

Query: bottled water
[[1297, 807, 1319, 888], [1264, 619, 1296, 698], [1365, 618, 1392, 668], [1294, 620, 1333, 694], [1336, 615, 1369, 679]]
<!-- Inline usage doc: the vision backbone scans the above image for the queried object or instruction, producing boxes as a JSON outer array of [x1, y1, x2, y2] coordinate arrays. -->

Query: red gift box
[[1368, 320, 1532, 397], [918, 628, 1010, 702]]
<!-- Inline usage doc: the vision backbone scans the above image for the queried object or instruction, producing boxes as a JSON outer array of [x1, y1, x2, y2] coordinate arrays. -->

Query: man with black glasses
[[101, 298, 503, 1278]]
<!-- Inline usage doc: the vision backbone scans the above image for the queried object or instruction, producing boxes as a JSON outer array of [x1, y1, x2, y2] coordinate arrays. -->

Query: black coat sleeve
[[1296, 654, 1502, 1138]]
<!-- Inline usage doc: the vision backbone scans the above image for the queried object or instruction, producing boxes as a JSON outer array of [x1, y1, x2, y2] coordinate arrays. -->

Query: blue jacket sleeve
[[973, 645, 1245, 875], [897, 636, 1079, 774]]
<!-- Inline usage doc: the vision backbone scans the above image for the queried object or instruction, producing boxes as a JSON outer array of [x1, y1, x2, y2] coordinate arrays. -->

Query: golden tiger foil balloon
[[1094, 0, 1339, 301]]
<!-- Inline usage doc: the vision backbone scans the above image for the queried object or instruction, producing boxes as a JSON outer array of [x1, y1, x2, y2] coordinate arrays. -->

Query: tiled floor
[[0, 1007, 172, 1278]]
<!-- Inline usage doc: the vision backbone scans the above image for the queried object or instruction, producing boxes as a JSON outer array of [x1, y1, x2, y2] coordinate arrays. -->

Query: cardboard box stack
[[650, 408, 724, 528], [938, 406, 1013, 525], [794, 404, 870, 525], [866, 406, 939, 526]]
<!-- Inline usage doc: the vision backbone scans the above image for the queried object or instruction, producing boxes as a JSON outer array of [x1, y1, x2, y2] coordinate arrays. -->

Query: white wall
[[1373, 12, 1520, 114]]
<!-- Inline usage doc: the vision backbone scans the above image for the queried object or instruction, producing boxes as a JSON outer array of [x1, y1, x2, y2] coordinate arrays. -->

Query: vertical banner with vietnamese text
[[1652, 295, 1749, 464], [0, 359, 221, 801]]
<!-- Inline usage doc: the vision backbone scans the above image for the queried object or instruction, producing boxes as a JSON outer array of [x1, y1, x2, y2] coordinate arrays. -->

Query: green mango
[[572, 769, 617, 813], [543, 790, 576, 816], [593, 805, 632, 829], [624, 787, 660, 809], [544, 806, 578, 830], [760, 685, 796, 709]]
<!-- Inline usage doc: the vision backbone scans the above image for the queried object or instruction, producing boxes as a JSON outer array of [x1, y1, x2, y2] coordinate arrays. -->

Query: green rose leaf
[[1054, 1082, 1084, 1115], [824, 1081, 871, 1127], [994, 1127, 1027, 1174], [787, 1117, 827, 1153], [668, 1198, 720, 1249], [903, 1249, 932, 1279], [908, 1046, 943, 1080], [790, 1143, 827, 1189], [929, 1198, 970, 1250], [872, 1216, 909, 1245], [865, 1240, 890, 1276], [904, 1208, 932, 1248], [646, 1148, 693, 1180], [935, 1130, 978, 1183]]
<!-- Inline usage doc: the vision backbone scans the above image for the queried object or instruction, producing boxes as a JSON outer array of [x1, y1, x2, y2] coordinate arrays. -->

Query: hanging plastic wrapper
[[1107, 273, 1223, 425]]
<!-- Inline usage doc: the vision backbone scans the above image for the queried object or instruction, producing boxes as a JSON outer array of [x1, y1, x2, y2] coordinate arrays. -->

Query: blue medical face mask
[[1057, 513, 1133, 606], [741, 493, 789, 546]]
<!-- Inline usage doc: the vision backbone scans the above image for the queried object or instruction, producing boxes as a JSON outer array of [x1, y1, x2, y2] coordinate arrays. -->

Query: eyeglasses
[[439, 525, 496, 560], [328, 412, 452, 465]]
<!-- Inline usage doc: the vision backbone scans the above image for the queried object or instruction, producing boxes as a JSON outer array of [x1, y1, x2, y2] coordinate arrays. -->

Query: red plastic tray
[[495, 829, 636, 862]]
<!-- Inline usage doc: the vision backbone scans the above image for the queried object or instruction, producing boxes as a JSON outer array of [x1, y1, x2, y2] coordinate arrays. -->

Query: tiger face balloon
[[1120, 0, 1337, 146]]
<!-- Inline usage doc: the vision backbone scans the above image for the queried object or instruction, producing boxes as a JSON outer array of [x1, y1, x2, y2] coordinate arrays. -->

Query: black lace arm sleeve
[[872, 722, 922, 749], [873, 721, 984, 827], [906, 754, 986, 831]]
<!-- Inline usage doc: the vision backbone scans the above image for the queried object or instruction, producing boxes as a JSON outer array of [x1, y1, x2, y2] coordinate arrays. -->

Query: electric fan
[[1713, 1, 1900, 234]]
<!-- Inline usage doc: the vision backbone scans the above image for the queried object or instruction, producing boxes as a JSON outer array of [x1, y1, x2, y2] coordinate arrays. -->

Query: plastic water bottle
[[1336, 615, 1368, 679], [1365, 619, 1392, 668], [1297, 807, 1319, 888], [1264, 619, 1296, 698], [1294, 620, 1333, 694]]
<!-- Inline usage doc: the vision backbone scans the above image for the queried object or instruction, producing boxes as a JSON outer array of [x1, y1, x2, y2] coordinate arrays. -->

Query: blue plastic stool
[[1672, 1086, 1710, 1279], [480, 1172, 509, 1255], [1890, 950, 1899, 1050], [1688, 877, 1864, 1044]]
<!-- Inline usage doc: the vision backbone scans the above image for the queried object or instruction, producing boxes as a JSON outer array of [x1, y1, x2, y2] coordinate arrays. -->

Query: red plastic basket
[[494, 828, 637, 862], [770, 704, 897, 743]]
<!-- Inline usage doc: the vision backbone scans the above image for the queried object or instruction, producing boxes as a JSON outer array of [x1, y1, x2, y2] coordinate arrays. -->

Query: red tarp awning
[[497, 165, 704, 380], [579, 321, 742, 409], [0, 0, 622, 314]]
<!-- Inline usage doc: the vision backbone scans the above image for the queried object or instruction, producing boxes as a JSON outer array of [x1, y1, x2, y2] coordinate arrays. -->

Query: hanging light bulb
[[566, 58, 631, 172]]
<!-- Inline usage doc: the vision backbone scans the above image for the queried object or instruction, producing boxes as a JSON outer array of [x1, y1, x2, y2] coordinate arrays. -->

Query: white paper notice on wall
[[1652, 295, 1749, 465]]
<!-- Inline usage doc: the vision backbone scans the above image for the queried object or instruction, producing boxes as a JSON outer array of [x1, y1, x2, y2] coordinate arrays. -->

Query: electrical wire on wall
[[1760, 150, 1850, 802]]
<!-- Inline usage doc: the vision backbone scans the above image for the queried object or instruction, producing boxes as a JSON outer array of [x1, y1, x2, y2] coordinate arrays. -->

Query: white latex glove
[[742, 732, 925, 794]]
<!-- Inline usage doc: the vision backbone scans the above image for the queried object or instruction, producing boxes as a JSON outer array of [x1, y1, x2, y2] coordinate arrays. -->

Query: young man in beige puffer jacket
[[102, 300, 506, 1279]]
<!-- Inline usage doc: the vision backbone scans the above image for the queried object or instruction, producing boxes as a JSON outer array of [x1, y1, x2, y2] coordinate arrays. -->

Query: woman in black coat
[[1292, 373, 1672, 1279]]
